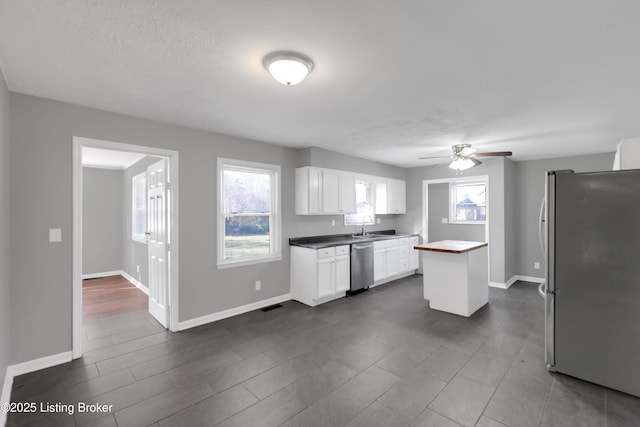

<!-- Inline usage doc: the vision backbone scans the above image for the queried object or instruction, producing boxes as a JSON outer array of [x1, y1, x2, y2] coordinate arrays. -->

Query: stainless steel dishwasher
[[349, 242, 374, 295]]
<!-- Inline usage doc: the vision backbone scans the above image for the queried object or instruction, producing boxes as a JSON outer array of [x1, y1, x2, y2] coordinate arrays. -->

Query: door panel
[[554, 170, 640, 396], [147, 159, 169, 328], [335, 256, 350, 292], [316, 258, 334, 299]]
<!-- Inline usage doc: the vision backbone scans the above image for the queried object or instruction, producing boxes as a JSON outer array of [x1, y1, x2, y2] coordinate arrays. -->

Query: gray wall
[[122, 156, 161, 288], [82, 167, 123, 275], [514, 152, 614, 278], [7, 93, 403, 364], [0, 69, 10, 391], [398, 157, 511, 284], [298, 146, 407, 180], [504, 159, 517, 280], [427, 183, 485, 242]]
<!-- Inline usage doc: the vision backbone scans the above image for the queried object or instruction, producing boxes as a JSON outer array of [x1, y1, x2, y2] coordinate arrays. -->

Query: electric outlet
[[534, 262, 541, 269], [255, 280, 261, 291], [331, 219, 335, 226], [136, 265, 140, 273], [377, 218, 381, 224]]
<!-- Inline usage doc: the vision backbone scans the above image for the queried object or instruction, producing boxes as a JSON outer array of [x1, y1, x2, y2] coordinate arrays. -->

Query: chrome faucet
[[361, 215, 373, 236]]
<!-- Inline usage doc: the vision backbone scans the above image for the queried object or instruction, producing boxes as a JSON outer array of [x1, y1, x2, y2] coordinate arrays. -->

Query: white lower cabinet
[[291, 245, 350, 306], [409, 236, 420, 270], [373, 236, 419, 286]]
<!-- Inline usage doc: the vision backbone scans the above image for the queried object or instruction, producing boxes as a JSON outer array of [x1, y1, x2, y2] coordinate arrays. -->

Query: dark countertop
[[289, 230, 419, 249]]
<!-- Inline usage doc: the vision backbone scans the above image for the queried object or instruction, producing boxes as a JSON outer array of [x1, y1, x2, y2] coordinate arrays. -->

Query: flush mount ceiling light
[[263, 51, 314, 86]]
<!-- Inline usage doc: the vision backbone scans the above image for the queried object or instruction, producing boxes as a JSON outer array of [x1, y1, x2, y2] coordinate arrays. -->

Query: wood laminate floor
[[83, 275, 149, 320], [8, 275, 640, 427]]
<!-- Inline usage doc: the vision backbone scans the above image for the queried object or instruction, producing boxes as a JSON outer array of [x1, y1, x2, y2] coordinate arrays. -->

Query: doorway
[[422, 175, 490, 275], [72, 137, 179, 359]]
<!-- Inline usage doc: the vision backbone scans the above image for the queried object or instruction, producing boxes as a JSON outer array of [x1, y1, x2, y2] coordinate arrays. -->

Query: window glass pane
[[223, 169, 270, 214], [454, 184, 486, 221], [224, 215, 270, 259], [345, 181, 375, 225], [132, 174, 147, 239]]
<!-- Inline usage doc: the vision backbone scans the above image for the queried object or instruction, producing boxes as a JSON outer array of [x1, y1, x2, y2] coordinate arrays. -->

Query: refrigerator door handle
[[545, 171, 556, 370]]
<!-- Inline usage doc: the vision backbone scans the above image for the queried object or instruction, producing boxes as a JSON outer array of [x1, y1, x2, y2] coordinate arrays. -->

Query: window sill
[[448, 220, 487, 225], [217, 254, 282, 270], [132, 237, 148, 244]]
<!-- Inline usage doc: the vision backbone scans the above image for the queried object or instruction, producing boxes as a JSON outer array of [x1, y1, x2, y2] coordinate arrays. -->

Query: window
[[344, 180, 375, 226], [132, 172, 147, 242], [217, 158, 281, 268], [450, 181, 487, 223]]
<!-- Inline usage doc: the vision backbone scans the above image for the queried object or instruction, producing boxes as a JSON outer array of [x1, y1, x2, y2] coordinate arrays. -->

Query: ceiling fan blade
[[474, 151, 513, 157], [418, 155, 451, 160]]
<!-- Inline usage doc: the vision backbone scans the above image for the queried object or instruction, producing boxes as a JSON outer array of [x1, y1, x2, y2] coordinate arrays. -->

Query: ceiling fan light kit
[[420, 143, 513, 172], [449, 156, 480, 171], [263, 51, 314, 86]]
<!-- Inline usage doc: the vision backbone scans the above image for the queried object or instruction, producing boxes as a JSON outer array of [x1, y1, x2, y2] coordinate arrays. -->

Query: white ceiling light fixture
[[263, 50, 314, 86], [448, 156, 481, 171]]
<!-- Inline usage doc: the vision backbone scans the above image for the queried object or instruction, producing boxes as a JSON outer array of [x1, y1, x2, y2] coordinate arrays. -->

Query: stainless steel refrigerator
[[545, 169, 640, 397]]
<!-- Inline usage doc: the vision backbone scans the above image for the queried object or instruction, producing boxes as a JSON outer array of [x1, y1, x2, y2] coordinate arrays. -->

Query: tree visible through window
[[218, 159, 281, 267], [450, 182, 486, 223]]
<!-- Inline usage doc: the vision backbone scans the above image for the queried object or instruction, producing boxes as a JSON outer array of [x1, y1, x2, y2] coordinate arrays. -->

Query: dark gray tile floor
[[7, 275, 640, 427]]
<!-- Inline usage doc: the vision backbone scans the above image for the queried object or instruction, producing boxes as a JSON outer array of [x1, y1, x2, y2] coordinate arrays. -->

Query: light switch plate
[[49, 228, 62, 243], [442, 218, 448, 224]]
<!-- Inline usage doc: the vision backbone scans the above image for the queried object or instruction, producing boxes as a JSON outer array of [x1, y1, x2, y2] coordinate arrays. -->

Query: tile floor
[[7, 275, 640, 427]]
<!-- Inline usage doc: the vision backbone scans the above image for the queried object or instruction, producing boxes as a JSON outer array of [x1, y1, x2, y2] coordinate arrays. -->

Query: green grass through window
[[225, 235, 270, 259]]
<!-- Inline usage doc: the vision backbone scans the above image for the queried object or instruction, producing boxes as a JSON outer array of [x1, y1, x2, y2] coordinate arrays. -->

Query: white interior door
[[147, 159, 169, 328]]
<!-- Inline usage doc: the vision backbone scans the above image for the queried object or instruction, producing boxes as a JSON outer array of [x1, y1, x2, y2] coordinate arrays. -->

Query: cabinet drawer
[[317, 247, 336, 259], [398, 246, 409, 258], [374, 239, 398, 250], [399, 259, 409, 271], [410, 236, 419, 245], [335, 245, 350, 256], [398, 237, 409, 246]]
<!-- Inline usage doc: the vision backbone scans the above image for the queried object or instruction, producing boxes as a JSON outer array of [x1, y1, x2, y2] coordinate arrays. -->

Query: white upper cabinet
[[295, 167, 356, 215], [613, 138, 640, 170], [375, 178, 406, 214]]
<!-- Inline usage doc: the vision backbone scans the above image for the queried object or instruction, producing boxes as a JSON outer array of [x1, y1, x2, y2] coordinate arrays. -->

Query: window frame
[[449, 181, 487, 224], [217, 158, 282, 269], [344, 179, 376, 226], [132, 171, 148, 243]]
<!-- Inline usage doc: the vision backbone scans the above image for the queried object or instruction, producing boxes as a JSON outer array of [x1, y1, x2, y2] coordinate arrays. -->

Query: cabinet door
[[409, 237, 419, 270], [322, 170, 341, 213], [317, 258, 334, 299], [386, 247, 399, 277], [308, 167, 323, 214], [374, 249, 386, 281], [387, 179, 406, 214], [334, 255, 351, 293], [340, 173, 356, 213]]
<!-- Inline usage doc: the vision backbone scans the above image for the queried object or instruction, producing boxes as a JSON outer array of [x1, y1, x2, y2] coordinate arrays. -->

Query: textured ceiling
[[1, 1, 639, 167]]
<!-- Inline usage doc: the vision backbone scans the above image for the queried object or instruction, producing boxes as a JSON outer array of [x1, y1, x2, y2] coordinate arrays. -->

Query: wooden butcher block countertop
[[414, 240, 488, 254]]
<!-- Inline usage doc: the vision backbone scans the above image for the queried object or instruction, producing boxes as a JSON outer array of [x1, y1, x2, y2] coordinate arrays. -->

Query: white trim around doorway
[[72, 136, 180, 360]]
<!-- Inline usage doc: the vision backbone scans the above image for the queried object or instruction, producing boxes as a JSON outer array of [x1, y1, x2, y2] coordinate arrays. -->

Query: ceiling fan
[[419, 144, 512, 171]]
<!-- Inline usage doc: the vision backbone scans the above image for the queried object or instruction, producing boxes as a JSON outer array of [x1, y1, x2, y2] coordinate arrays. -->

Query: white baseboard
[[1, 351, 73, 425], [177, 294, 291, 331], [490, 275, 545, 289], [119, 270, 149, 295], [514, 275, 545, 284], [82, 270, 121, 280], [82, 270, 149, 295]]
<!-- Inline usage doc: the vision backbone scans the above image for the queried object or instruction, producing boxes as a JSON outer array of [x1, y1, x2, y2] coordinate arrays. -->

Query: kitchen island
[[415, 240, 488, 317]]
